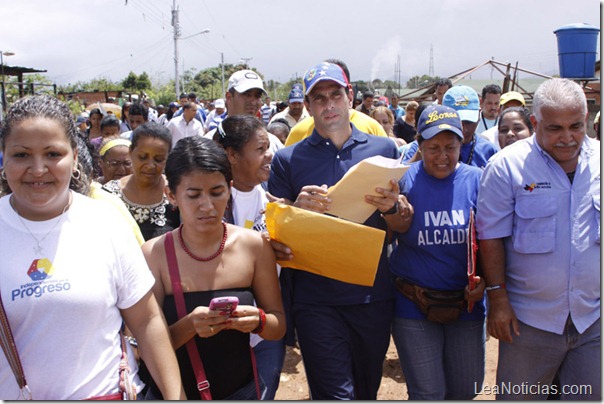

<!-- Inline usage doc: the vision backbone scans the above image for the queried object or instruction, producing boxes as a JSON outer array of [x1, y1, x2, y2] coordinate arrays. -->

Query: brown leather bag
[[394, 277, 465, 323]]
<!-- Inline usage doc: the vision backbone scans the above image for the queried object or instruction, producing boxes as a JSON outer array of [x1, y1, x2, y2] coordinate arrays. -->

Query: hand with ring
[[190, 306, 228, 338]]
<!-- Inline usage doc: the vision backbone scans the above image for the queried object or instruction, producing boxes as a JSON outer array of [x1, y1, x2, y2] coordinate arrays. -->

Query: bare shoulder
[[142, 232, 169, 262], [226, 224, 268, 251]]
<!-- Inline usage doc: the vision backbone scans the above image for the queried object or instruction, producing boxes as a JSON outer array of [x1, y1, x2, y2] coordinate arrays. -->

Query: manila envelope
[[326, 155, 409, 224], [265, 202, 385, 286]]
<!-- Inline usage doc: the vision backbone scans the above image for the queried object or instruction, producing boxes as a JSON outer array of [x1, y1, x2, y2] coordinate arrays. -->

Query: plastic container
[[554, 23, 600, 79]]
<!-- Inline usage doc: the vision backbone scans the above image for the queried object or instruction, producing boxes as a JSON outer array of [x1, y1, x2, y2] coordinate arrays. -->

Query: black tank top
[[150, 288, 255, 400]]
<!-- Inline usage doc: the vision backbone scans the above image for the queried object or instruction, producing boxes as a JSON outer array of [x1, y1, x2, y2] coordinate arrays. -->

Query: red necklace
[[178, 222, 228, 262]]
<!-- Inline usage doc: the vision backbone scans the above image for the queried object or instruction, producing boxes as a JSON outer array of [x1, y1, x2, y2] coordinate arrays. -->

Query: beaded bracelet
[[251, 308, 266, 334]]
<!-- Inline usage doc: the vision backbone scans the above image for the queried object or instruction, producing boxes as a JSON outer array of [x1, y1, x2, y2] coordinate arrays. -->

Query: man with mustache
[[476, 78, 600, 400], [476, 84, 502, 135]]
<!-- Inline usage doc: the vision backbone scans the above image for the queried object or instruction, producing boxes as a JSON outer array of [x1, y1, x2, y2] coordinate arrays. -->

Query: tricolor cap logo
[[417, 105, 464, 140], [303, 62, 349, 95]]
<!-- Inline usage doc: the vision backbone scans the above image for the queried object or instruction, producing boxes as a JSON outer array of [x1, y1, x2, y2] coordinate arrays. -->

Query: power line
[[198, 0, 242, 61], [127, 0, 167, 30], [53, 34, 172, 83]]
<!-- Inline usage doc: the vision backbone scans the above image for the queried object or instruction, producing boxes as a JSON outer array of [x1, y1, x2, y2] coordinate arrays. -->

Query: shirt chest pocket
[[513, 196, 557, 254]]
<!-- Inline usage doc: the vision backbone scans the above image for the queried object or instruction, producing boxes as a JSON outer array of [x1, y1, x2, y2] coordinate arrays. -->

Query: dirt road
[[275, 336, 499, 400]]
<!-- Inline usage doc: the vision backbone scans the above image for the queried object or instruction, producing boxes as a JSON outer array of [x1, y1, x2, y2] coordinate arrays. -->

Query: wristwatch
[[382, 203, 398, 215]]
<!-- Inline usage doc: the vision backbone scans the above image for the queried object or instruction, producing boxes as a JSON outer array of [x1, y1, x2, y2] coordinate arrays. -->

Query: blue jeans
[[253, 338, 286, 400], [392, 317, 485, 400], [496, 318, 600, 400]]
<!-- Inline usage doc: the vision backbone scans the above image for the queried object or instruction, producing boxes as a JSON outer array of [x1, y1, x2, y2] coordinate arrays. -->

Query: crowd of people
[[0, 59, 599, 401]]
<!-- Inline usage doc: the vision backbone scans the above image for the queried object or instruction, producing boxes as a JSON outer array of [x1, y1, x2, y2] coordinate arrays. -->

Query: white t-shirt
[[0, 192, 154, 399], [480, 126, 501, 151], [476, 112, 498, 135], [230, 185, 281, 348], [231, 185, 268, 233]]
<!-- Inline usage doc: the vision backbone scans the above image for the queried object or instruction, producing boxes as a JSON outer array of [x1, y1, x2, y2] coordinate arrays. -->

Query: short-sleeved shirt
[[0, 193, 154, 399], [476, 135, 600, 334], [390, 162, 485, 320], [166, 115, 204, 147], [269, 124, 400, 306]]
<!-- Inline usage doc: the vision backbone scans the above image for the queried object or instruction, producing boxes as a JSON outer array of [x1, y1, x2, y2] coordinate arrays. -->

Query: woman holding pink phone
[[142, 136, 285, 400]]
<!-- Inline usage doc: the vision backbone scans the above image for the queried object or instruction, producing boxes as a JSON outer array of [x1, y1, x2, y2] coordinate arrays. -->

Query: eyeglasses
[[104, 159, 132, 168]]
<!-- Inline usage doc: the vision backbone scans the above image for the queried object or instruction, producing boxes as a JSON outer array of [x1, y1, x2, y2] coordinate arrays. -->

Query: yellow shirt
[[88, 181, 146, 246], [284, 109, 388, 146]]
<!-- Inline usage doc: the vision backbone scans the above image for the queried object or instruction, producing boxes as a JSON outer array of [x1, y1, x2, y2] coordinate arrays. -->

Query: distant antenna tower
[[394, 55, 401, 92], [429, 44, 434, 77]]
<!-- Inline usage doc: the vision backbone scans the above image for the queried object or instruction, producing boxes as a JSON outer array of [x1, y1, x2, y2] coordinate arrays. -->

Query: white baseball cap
[[227, 70, 266, 95]]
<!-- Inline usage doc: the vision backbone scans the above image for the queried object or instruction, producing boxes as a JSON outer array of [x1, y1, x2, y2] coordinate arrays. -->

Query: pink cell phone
[[209, 296, 239, 315]]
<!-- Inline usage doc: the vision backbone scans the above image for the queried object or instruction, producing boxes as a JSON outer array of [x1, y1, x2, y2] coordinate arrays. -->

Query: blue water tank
[[554, 23, 600, 79]]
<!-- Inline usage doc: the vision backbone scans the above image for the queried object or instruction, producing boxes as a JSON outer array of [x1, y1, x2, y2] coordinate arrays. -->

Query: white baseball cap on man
[[227, 70, 267, 95]]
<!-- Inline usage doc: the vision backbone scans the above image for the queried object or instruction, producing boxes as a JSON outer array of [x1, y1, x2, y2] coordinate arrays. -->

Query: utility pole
[[172, 0, 181, 97]]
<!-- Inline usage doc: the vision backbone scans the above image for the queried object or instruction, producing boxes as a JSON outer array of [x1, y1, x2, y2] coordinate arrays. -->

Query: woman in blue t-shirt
[[388, 105, 487, 400]]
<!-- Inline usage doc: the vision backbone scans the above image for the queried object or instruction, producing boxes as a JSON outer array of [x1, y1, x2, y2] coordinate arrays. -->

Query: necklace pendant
[[33, 244, 43, 256]]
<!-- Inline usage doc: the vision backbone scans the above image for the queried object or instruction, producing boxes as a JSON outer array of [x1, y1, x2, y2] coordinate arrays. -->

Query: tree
[[371, 79, 383, 89], [122, 71, 138, 91], [136, 72, 151, 91]]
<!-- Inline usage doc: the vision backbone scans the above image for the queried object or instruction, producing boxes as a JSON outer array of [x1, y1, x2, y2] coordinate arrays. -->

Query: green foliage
[[146, 82, 177, 107], [58, 76, 121, 93], [406, 75, 441, 89], [121, 71, 151, 92], [122, 71, 138, 91], [136, 72, 152, 91]]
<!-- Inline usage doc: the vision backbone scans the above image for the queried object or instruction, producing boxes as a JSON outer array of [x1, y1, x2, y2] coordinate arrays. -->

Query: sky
[[0, 0, 601, 88]]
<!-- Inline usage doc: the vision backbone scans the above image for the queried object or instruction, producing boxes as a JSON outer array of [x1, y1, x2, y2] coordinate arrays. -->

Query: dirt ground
[[274, 335, 498, 400]]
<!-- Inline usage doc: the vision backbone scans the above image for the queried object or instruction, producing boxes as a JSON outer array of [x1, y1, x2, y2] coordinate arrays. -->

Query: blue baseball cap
[[442, 85, 480, 122], [417, 105, 464, 140], [303, 62, 349, 95], [288, 89, 304, 103]]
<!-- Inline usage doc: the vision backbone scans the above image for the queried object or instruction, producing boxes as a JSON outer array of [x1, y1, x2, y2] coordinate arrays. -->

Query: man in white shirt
[[476, 84, 502, 134], [269, 88, 309, 128], [166, 102, 204, 147]]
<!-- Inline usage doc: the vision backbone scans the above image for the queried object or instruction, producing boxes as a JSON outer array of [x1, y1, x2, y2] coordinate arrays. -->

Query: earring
[[72, 169, 81, 180], [0, 171, 5, 180]]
